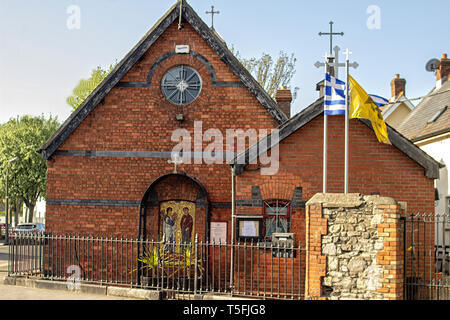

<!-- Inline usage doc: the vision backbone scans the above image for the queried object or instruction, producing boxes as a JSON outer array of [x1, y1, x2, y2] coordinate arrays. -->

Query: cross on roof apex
[[206, 5, 220, 30]]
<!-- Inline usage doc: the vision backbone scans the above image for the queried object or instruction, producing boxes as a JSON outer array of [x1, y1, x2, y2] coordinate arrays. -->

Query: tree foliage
[[0, 115, 60, 222], [67, 64, 116, 111], [232, 47, 298, 98]]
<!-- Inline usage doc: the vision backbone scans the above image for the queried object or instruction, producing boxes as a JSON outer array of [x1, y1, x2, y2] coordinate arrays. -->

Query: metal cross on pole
[[206, 5, 220, 30], [315, 52, 335, 78], [343, 48, 358, 194], [316, 53, 331, 193], [168, 153, 183, 174], [331, 46, 358, 79], [319, 21, 344, 56], [315, 46, 359, 79]]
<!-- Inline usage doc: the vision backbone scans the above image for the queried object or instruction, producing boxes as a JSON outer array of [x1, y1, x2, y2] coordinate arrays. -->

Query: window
[[263, 200, 291, 241], [161, 65, 202, 106], [428, 106, 448, 124]]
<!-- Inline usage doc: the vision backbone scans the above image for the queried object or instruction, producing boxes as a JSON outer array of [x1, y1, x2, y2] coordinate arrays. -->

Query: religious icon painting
[[159, 201, 195, 253]]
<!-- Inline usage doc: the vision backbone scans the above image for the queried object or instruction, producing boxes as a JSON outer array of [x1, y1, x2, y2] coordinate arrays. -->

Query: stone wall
[[305, 193, 405, 300]]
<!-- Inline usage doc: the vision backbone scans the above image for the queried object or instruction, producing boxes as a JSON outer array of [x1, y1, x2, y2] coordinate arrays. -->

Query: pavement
[[0, 284, 133, 300]]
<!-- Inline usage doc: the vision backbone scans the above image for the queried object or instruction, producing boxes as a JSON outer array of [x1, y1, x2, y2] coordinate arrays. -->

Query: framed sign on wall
[[236, 216, 263, 242]]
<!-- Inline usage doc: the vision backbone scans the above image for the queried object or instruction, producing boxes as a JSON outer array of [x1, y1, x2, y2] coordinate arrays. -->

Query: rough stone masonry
[[305, 193, 404, 300]]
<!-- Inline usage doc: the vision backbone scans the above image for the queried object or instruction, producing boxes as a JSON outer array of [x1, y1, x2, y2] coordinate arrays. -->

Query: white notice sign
[[211, 222, 227, 244], [175, 45, 190, 54], [241, 221, 258, 237]]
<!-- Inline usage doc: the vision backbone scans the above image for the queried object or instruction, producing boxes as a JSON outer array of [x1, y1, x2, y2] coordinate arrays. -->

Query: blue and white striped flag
[[324, 73, 346, 116], [369, 94, 389, 108]]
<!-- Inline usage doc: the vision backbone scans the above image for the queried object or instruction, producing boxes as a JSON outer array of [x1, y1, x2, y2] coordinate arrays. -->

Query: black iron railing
[[404, 214, 450, 300], [8, 233, 305, 300]]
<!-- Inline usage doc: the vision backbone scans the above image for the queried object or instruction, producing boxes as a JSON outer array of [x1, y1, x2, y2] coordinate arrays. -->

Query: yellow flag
[[349, 76, 391, 145]]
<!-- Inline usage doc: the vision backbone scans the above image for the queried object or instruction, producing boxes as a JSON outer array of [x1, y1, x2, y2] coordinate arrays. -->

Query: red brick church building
[[40, 0, 440, 249]]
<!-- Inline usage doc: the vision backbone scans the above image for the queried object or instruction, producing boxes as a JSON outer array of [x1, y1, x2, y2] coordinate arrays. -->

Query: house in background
[[398, 53, 450, 248], [381, 74, 415, 129], [20, 200, 46, 225]]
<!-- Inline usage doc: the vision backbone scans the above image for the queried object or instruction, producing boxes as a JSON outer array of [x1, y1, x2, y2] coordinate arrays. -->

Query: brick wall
[[236, 115, 435, 247], [45, 20, 278, 237]]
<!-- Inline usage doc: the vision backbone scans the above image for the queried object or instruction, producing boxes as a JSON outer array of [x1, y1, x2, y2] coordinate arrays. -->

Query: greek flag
[[369, 94, 389, 108], [324, 73, 346, 116]]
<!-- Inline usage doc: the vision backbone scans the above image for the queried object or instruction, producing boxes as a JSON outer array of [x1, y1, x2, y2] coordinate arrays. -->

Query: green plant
[[0, 115, 60, 223], [67, 63, 117, 111], [138, 245, 204, 279]]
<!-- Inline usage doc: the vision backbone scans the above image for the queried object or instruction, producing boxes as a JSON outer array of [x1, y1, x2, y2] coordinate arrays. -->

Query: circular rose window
[[161, 65, 202, 106]]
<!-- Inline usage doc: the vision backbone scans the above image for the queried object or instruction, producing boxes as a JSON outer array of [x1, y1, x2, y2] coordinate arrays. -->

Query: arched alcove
[[139, 173, 210, 243]]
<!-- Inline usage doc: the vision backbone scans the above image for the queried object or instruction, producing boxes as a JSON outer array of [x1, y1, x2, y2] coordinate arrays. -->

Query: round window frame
[[160, 65, 203, 106]]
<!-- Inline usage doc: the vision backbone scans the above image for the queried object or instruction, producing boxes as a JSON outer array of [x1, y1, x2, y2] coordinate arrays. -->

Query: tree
[[0, 115, 60, 223], [67, 63, 116, 111], [232, 47, 299, 99]]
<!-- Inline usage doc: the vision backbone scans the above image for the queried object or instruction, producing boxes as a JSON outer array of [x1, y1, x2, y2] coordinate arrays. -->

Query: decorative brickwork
[[236, 115, 435, 248], [45, 18, 279, 237], [305, 203, 327, 300], [376, 204, 405, 300]]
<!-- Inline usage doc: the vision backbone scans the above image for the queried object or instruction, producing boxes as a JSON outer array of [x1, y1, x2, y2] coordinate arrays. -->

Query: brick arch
[[139, 173, 210, 242], [259, 179, 296, 202], [146, 50, 217, 87]]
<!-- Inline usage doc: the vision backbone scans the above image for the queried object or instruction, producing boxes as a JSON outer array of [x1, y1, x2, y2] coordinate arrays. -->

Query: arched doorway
[[139, 173, 210, 243]]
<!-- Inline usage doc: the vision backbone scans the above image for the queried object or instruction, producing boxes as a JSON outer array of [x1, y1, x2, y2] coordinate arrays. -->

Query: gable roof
[[39, 0, 288, 160], [397, 79, 450, 142], [231, 97, 443, 179], [381, 95, 415, 120]]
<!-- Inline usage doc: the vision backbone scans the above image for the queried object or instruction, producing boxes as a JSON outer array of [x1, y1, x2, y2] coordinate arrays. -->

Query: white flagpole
[[344, 49, 351, 194], [323, 57, 329, 194]]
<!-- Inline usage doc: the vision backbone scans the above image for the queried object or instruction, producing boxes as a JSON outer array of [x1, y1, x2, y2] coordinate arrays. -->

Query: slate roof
[[231, 97, 443, 179], [398, 80, 450, 142], [39, 0, 287, 160]]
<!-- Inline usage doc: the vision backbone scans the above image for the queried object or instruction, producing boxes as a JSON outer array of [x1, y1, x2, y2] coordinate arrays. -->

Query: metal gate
[[404, 214, 450, 300]]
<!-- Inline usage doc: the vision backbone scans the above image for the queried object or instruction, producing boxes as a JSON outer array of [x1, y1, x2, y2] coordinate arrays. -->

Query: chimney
[[390, 74, 406, 100], [276, 86, 293, 118], [437, 53, 450, 84]]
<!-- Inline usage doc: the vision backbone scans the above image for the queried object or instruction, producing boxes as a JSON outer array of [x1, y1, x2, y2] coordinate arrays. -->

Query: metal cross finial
[[330, 46, 346, 79], [168, 153, 183, 174], [315, 46, 358, 78], [343, 48, 352, 61], [319, 21, 344, 56], [343, 48, 359, 69], [206, 5, 220, 30], [314, 52, 336, 76]]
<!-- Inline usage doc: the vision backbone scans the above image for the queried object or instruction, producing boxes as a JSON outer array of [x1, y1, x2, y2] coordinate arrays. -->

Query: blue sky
[[0, 0, 449, 124]]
